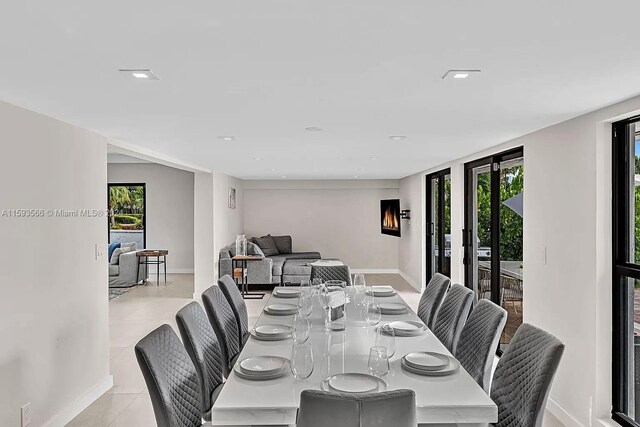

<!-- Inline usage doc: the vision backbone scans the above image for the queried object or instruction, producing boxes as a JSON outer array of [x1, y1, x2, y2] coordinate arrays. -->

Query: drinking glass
[[368, 346, 389, 377], [318, 285, 332, 331], [375, 325, 396, 357], [297, 292, 313, 317], [366, 301, 382, 327], [292, 314, 311, 344], [291, 342, 314, 379], [353, 273, 366, 293]]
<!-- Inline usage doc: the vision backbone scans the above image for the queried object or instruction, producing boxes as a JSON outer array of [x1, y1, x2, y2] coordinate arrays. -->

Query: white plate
[[403, 352, 450, 371], [268, 303, 298, 312], [379, 303, 409, 314], [366, 286, 397, 296], [401, 356, 460, 377], [388, 321, 422, 332], [323, 373, 386, 394], [239, 356, 287, 375], [274, 288, 300, 296], [250, 329, 291, 341], [233, 362, 289, 380], [380, 321, 425, 337], [255, 324, 292, 337]]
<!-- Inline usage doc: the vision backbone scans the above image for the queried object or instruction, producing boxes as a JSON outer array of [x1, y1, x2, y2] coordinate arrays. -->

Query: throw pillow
[[110, 246, 134, 265], [271, 235, 292, 254], [108, 242, 121, 260], [254, 235, 279, 257]]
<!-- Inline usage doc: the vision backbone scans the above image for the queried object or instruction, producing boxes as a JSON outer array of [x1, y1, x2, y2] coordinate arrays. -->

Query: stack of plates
[[400, 352, 460, 377], [263, 303, 298, 316], [321, 373, 387, 395], [250, 324, 292, 341], [366, 286, 397, 297], [273, 287, 301, 298], [380, 321, 425, 337], [234, 356, 290, 380], [379, 302, 409, 315]]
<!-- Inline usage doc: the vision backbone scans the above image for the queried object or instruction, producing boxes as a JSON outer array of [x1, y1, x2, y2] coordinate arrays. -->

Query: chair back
[[297, 389, 416, 427], [417, 273, 451, 328], [490, 323, 565, 427], [455, 299, 507, 392], [310, 265, 352, 285], [218, 274, 249, 344], [202, 285, 241, 377], [134, 325, 202, 427], [433, 283, 474, 353], [176, 302, 225, 418]]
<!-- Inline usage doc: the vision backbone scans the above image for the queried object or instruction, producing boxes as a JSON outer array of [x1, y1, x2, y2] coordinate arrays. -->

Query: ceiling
[[107, 152, 151, 164], [1, 1, 640, 179]]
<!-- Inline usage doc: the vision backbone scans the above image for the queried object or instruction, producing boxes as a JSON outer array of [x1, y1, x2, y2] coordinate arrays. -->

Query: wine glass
[[368, 346, 389, 377], [292, 314, 311, 344], [291, 342, 314, 379], [297, 292, 313, 317], [366, 301, 382, 327], [318, 285, 332, 331], [375, 324, 396, 357], [300, 278, 311, 296], [353, 273, 366, 293]]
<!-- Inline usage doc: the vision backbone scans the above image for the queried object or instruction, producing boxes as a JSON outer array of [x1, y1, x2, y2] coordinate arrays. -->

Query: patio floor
[[501, 300, 523, 345]]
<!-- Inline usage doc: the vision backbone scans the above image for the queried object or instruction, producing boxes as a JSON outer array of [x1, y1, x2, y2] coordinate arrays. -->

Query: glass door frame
[[107, 182, 147, 249], [426, 168, 451, 280], [463, 146, 524, 311]]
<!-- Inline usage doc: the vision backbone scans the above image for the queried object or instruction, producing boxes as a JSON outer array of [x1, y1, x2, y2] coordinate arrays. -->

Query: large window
[[108, 183, 146, 249], [426, 169, 451, 280], [612, 116, 640, 426], [464, 147, 523, 351]]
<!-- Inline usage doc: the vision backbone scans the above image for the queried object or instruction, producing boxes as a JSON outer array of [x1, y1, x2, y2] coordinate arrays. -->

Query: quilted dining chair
[[176, 302, 225, 420], [310, 265, 352, 285], [490, 323, 564, 427], [297, 389, 416, 427], [417, 273, 451, 329], [432, 283, 474, 354], [218, 274, 250, 344], [135, 324, 202, 427], [455, 299, 507, 392], [202, 285, 241, 377]]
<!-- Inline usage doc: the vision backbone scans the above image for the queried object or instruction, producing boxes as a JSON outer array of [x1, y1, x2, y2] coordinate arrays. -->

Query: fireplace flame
[[382, 206, 399, 230]]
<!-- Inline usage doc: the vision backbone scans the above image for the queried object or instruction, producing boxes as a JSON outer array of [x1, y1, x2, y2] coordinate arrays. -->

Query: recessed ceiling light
[[442, 69, 481, 80], [281, 175, 287, 179], [270, 168, 277, 172], [389, 136, 407, 141], [305, 126, 323, 132], [370, 157, 379, 160], [353, 175, 359, 178], [217, 136, 235, 141], [119, 69, 160, 80], [252, 156, 263, 161]]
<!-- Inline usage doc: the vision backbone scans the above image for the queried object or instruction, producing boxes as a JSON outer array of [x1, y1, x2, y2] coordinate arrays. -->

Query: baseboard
[[546, 397, 583, 427], [46, 375, 113, 427], [398, 270, 421, 291], [351, 268, 400, 274], [166, 268, 194, 274]]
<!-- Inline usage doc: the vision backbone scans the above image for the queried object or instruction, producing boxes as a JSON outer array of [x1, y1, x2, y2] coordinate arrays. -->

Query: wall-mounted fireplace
[[380, 199, 401, 237]]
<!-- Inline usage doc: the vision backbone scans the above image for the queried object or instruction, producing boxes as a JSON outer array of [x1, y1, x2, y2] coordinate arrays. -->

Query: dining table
[[210, 286, 498, 426]]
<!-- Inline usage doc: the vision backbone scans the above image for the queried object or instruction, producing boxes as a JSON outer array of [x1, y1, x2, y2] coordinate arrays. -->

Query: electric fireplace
[[380, 199, 401, 237]]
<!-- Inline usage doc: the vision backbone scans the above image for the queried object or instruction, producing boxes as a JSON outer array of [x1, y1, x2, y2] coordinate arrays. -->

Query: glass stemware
[[366, 300, 382, 327], [375, 324, 396, 357], [292, 314, 311, 344], [318, 285, 332, 331], [368, 346, 389, 377], [291, 342, 314, 379], [297, 292, 313, 317], [353, 273, 366, 293]]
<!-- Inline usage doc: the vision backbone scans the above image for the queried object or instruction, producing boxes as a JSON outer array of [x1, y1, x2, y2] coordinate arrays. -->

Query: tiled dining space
[[68, 273, 563, 426]]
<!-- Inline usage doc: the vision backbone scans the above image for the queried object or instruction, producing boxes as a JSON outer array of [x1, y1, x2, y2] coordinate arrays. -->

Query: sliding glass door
[[426, 169, 451, 280], [108, 183, 146, 249], [464, 147, 523, 350]]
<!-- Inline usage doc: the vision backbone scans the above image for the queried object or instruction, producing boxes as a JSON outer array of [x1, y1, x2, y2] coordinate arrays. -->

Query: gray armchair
[[109, 250, 146, 288], [219, 242, 275, 284]]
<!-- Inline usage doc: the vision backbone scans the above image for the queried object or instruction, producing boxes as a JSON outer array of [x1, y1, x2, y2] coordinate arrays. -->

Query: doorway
[[426, 168, 451, 281], [108, 183, 146, 249]]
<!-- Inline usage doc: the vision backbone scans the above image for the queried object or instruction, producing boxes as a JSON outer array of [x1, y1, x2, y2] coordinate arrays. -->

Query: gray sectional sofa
[[218, 235, 321, 285]]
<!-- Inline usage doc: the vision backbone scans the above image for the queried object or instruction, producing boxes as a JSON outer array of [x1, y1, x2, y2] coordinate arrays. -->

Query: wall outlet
[[95, 243, 104, 261], [21, 402, 32, 427]]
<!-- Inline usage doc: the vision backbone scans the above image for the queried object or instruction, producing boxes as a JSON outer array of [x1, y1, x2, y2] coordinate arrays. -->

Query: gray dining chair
[[432, 283, 474, 354], [490, 323, 565, 427], [297, 389, 416, 427], [134, 324, 202, 427], [455, 299, 507, 392], [310, 265, 352, 285], [218, 274, 250, 344], [417, 273, 451, 329], [202, 285, 241, 377], [176, 301, 225, 420]]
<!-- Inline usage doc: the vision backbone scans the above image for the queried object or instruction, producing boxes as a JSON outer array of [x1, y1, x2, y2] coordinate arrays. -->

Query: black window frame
[[107, 182, 147, 249], [612, 115, 640, 427], [425, 168, 451, 280]]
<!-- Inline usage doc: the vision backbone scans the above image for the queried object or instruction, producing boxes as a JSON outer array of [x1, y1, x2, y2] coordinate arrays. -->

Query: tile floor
[[69, 273, 563, 426]]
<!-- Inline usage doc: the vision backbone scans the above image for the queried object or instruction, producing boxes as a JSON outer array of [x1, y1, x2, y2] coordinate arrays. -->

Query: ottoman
[[282, 258, 319, 284]]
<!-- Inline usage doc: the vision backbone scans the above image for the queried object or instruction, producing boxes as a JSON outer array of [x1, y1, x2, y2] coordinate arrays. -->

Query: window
[[464, 147, 523, 352], [108, 183, 146, 249], [612, 116, 640, 426], [426, 169, 451, 280]]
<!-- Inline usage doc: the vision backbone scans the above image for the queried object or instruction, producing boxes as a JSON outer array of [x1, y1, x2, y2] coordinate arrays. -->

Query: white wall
[[398, 174, 423, 289], [0, 101, 110, 426], [194, 172, 215, 297], [243, 180, 400, 271], [107, 163, 195, 273], [399, 94, 640, 427], [213, 172, 244, 281]]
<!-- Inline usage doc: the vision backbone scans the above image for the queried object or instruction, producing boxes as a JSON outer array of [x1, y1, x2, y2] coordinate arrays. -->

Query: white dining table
[[210, 287, 497, 426]]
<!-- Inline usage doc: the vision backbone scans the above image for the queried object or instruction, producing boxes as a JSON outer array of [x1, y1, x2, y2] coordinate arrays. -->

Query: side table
[[136, 250, 168, 286], [232, 255, 265, 299]]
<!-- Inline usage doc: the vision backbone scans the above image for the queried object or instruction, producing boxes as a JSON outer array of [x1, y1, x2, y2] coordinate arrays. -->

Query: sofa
[[218, 235, 321, 285], [108, 242, 147, 287]]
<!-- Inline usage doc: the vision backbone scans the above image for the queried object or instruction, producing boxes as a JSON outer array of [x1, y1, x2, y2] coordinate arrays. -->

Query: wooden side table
[[232, 255, 265, 299], [136, 250, 168, 286]]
